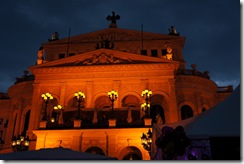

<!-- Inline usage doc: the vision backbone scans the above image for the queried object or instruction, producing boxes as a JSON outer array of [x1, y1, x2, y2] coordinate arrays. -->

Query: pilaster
[[113, 80, 121, 108], [4, 104, 17, 148], [106, 134, 117, 157], [59, 82, 67, 106], [86, 81, 94, 108], [28, 83, 41, 132], [167, 78, 178, 123], [15, 97, 24, 135]]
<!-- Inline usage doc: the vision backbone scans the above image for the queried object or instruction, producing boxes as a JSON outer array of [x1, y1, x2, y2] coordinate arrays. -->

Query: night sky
[[0, 0, 240, 93]]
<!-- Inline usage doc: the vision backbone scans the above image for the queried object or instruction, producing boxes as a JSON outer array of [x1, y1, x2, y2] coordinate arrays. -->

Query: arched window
[[121, 95, 140, 122], [150, 105, 165, 124], [94, 96, 111, 124], [94, 96, 111, 109], [23, 110, 31, 134], [121, 146, 142, 160], [202, 107, 206, 112], [85, 146, 105, 155], [181, 105, 193, 120], [121, 95, 140, 107], [123, 153, 141, 160]]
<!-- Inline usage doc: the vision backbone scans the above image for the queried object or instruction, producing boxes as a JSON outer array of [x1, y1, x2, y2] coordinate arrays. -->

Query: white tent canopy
[[185, 84, 240, 137], [0, 147, 118, 160], [157, 84, 240, 137]]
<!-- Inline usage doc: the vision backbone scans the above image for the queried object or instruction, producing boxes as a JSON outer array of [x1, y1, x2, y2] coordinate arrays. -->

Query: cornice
[[33, 63, 178, 74]]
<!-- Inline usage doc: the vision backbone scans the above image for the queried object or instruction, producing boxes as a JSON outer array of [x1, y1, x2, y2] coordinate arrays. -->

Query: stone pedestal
[[74, 120, 82, 128], [39, 121, 47, 128], [144, 118, 152, 126], [108, 119, 116, 127]]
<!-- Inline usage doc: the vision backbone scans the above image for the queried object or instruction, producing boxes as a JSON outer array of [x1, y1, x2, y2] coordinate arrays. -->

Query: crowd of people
[[155, 125, 191, 160]]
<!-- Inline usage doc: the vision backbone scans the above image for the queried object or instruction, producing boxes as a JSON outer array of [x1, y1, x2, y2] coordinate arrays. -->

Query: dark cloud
[[0, 0, 240, 92]]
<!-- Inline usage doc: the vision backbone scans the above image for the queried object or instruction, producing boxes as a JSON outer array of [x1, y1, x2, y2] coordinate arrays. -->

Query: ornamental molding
[[34, 63, 176, 74], [34, 71, 174, 81]]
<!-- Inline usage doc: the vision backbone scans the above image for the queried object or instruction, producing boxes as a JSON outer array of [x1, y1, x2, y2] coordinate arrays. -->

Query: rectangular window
[[59, 54, 65, 59], [151, 50, 158, 57], [141, 50, 147, 56], [69, 53, 75, 57], [162, 49, 167, 56], [3, 119, 8, 128]]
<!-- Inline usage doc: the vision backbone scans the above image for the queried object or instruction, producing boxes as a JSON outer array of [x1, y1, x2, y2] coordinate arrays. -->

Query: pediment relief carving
[[56, 52, 154, 67], [81, 52, 127, 65]]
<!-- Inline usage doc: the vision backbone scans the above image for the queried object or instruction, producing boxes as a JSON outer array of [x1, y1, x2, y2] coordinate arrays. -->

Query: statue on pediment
[[95, 38, 114, 49], [165, 42, 173, 60], [37, 47, 44, 65]]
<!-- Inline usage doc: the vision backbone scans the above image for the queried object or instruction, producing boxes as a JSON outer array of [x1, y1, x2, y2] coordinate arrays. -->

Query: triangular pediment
[[43, 28, 185, 45], [30, 49, 178, 69]]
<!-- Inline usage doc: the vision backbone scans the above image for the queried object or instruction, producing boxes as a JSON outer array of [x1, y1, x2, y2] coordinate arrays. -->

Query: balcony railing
[[176, 69, 210, 79], [41, 109, 144, 130], [44, 119, 144, 130], [15, 75, 35, 84], [217, 85, 233, 93]]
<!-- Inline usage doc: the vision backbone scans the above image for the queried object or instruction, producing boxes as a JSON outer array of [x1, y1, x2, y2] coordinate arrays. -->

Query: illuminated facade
[[0, 13, 233, 160]]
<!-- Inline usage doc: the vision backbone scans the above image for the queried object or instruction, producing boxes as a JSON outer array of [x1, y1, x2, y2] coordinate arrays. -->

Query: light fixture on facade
[[41, 92, 54, 121], [141, 103, 150, 111], [51, 105, 63, 123], [74, 91, 85, 119], [11, 133, 30, 152], [108, 90, 118, 118], [141, 89, 152, 118], [141, 129, 152, 159]]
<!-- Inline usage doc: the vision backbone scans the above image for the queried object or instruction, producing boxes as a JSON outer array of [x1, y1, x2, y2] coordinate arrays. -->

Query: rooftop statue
[[106, 11, 120, 28], [168, 26, 180, 36]]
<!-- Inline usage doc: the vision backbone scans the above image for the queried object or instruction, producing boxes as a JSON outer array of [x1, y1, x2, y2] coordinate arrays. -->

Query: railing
[[217, 85, 233, 93], [176, 69, 210, 79], [42, 109, 144, 130], [44, 119, 144, 130], [15, 75, 35, 84], [0, 93, 9, 99]]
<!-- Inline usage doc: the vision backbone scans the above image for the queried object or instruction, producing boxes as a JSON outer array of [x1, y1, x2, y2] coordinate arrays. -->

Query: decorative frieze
[[33, 63, 177, 74]]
